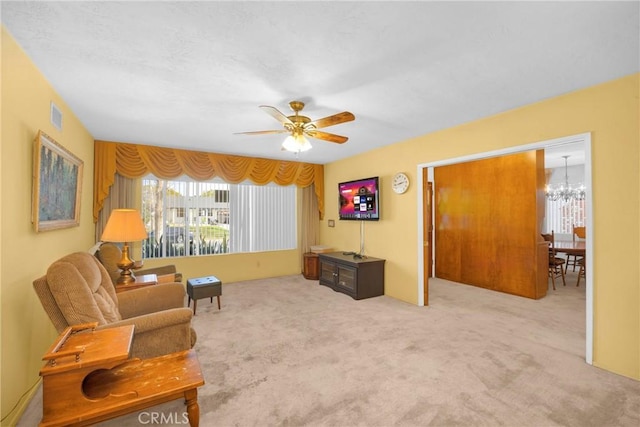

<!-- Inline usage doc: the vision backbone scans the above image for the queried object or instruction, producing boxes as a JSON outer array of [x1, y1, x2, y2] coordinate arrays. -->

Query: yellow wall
[[1, 28, 96, 424], [138, 249, 301, 284], [322, 74, 640, 380]]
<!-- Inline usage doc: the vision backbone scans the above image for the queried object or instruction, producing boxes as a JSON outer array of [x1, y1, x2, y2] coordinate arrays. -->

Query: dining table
[[554, 240, 586, 282], [554, 240, 586, 257]]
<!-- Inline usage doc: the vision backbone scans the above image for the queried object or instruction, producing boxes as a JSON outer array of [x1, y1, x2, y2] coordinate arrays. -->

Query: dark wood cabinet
[[318, 252, 385, 300], [303, 252, 319, 280]]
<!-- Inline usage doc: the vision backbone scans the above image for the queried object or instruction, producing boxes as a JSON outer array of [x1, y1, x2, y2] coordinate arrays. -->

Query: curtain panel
[[95, 174, 136, 242], [301, 185, 320, 254], [94, 140, 324, 222]]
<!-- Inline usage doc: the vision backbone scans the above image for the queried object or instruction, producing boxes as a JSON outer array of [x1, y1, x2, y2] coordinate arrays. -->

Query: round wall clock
[[392, 172, 410, 194]]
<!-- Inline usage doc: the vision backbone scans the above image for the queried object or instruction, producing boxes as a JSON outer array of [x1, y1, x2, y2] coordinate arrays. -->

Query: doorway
[[416, 132, 594, 365]]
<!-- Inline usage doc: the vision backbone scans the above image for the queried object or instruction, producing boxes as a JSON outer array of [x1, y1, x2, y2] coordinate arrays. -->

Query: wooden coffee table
[[39, 323, 205, 427]]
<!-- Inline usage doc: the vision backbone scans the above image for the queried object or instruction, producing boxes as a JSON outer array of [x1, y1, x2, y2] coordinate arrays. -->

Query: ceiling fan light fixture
[[282, 134, 312, 153], [237, 100, 354, 153]]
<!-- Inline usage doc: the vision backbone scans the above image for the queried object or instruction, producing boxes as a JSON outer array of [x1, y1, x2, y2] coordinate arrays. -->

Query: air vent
[[50, 101, 62, 131]]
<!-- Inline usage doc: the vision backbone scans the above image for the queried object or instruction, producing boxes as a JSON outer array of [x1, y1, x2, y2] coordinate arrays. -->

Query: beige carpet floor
[[20, 272, 640, 426]]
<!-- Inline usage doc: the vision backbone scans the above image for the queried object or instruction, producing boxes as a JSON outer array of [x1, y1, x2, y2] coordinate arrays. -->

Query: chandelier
[[545, 155, 586, 202]]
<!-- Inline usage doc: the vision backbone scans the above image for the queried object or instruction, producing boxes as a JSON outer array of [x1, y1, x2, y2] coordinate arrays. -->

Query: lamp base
[[116, 244, 136, 285], [116, 269, 136, 285]]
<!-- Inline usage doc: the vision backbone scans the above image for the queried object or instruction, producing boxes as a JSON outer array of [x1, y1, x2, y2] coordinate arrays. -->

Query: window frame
[[140, 175, 297, 259]]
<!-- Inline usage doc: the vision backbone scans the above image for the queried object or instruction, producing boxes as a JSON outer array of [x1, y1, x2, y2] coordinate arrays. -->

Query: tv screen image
[[338, 176, 380, 221]]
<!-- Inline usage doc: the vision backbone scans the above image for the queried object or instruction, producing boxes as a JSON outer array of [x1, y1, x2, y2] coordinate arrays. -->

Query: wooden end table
[[115, 273, 158, 293], [303, 252, 320, 280], [39, 323, 204, 427]]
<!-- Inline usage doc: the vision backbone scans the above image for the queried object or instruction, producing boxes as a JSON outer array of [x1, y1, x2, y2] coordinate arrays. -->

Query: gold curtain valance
[[94, 140, 324, 222]]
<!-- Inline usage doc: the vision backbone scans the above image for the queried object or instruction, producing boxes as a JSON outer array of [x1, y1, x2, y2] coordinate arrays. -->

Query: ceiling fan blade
[[309, 111, 355, 129], [234, 130, 289, 136], [259, 105, 293, 125], [306, 130, 348, 144]]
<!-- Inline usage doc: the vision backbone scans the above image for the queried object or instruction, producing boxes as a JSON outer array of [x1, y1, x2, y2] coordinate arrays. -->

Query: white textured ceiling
[[2, 1, 638, 165]]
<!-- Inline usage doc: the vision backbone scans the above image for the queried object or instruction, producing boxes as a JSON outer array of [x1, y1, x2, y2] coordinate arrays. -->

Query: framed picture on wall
[[32, 131, 84, 232]]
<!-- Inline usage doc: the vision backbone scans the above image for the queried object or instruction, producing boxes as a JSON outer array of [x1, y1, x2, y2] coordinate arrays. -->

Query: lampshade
[[282, 133, 312, 153], [101, 209, 148, 243]]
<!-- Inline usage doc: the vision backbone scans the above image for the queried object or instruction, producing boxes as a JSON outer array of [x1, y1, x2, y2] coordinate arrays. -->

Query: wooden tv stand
[[319, 252, 385, 300], [39, 323, 204, 427]]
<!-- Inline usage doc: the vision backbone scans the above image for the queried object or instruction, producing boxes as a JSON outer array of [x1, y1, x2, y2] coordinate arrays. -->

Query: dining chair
[[542, 231, 566, 290], [566, 224, 586, 272], [576, 258, 586, 287]]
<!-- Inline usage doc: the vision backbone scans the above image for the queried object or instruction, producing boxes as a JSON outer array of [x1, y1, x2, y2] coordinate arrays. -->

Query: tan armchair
[[33, 252, 196, 359], [95, 242, 183, 284]]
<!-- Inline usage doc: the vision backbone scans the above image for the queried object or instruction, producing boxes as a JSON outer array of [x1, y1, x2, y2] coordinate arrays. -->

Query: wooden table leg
[[184, 388, 200, 427]]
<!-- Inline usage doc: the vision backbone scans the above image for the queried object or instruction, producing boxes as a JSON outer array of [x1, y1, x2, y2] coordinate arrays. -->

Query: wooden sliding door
[[434, 150, 547, 299]]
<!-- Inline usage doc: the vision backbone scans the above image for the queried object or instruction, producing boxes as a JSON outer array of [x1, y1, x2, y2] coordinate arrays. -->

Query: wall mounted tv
[[338, 176, 380, 221]]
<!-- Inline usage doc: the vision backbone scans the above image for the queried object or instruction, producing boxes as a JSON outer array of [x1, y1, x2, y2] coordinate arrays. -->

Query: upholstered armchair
[[33, 252, 196, 359], [95, 242, 183, 285]]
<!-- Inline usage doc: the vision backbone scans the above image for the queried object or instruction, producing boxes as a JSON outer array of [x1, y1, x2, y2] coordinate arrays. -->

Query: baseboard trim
[[1, 378, 42, 426]]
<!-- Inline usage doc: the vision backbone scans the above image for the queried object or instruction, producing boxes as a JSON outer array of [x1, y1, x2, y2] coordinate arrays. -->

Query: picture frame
[[32, 131, 84, 232]]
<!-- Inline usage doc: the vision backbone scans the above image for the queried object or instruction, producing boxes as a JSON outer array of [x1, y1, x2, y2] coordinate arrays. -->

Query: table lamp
[[100, 209, 148, 285]]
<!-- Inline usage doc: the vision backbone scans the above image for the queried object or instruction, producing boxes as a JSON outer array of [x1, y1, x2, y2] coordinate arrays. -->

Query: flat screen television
[[338, 176, 380, 221]]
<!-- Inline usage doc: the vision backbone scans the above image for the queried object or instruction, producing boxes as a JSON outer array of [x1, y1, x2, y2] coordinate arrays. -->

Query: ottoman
[[186, 275, 222, 315]]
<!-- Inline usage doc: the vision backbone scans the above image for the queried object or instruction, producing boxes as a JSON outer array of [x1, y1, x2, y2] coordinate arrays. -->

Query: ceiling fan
[[235, 101, 355, 152]]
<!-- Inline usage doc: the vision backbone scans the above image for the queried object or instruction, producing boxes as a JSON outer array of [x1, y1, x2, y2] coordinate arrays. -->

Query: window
[[141, 176, 296, 259], [545, 198, 586, 234]]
